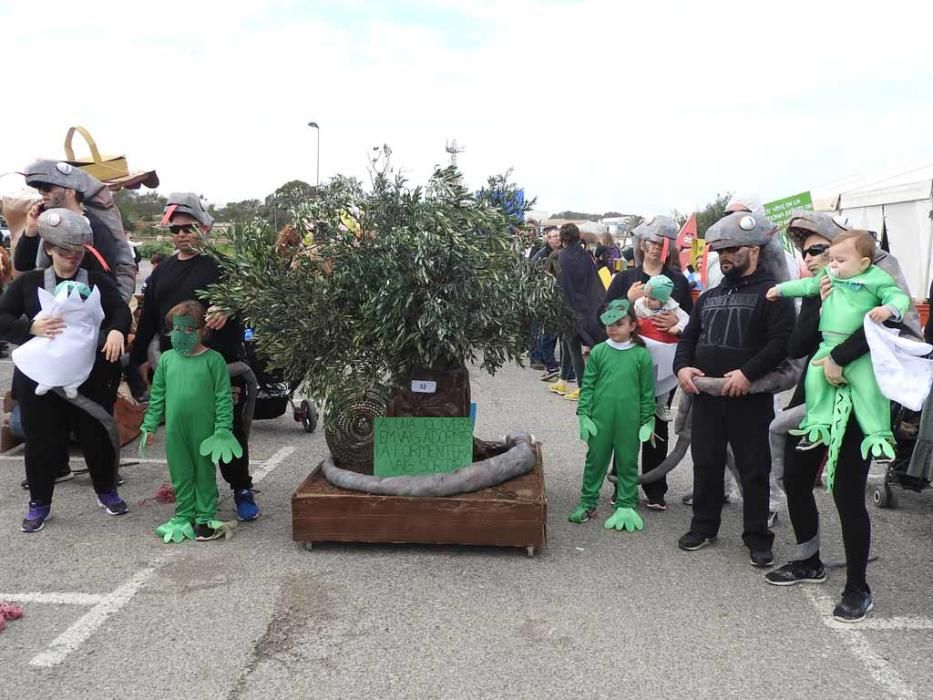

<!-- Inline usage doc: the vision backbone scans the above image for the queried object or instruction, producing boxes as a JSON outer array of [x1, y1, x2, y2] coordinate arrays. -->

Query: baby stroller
[[869, 403, 931, 508], [244, 336, 318, 433]]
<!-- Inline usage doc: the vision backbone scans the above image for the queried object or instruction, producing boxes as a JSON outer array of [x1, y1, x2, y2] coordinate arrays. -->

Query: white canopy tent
[[813, 161, 933, 299]]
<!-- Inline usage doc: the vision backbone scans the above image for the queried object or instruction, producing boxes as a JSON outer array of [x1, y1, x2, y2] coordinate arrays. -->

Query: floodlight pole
[[307, 121, 320, 186]]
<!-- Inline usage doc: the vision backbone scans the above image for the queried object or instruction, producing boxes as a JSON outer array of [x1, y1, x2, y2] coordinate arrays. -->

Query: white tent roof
[[812, 160, 933, 210]]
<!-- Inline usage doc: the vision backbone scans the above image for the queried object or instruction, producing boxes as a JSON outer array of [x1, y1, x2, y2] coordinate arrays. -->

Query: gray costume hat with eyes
[[632, 214, 679, 269], [786, 210, 850, 248], [161, 192, 213, 228], [705, 211, 792, 284], [22, 159, 103, 198], [38, 208, 93, 252]]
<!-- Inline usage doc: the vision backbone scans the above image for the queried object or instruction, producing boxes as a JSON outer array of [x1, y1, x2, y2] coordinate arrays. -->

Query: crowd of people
[[524, 199, 928, 624], [0, 161, 259, 541], [2, 163, 928, 623]]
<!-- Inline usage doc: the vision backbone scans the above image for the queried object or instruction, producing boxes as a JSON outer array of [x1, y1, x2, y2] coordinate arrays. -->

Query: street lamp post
[[307, 121, 320, 186]]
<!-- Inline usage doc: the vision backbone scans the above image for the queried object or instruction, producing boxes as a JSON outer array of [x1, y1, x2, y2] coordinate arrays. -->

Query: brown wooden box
[[292, 444, 547, 555]]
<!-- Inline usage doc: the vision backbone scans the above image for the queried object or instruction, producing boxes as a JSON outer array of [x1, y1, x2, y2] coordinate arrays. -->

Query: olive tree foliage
[[208, 149, 569, 403]]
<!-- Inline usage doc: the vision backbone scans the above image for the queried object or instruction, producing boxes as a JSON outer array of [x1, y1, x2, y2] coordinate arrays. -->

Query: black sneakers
[[833, 587, 874, 623], [195, 523, 224, 541], [750, 548, 775, 568], [678, 531, 717, 551], [765, 560, 827, 586]]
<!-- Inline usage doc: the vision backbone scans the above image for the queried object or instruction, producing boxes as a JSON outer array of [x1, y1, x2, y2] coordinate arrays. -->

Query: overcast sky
[[3, 0, 932, 216]]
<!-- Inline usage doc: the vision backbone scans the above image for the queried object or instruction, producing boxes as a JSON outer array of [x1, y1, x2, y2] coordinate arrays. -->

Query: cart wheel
[[871, 484, 897, 509], [301, 400, 318, 433], [303, 542, 313, 551], [526, 546, 535, 558]]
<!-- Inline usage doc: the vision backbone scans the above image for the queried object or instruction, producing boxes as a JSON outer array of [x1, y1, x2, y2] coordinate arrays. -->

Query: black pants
[[219, 375, 252, 491], [15, 364, 120, 506], [690, 393, 774, 550], [783, 416, 871, 592], [641, 408, 669, 502]]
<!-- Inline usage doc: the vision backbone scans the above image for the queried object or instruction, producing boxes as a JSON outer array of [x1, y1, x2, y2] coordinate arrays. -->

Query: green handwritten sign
[[765, 191, 813, 252], [374, 417, 474, 477]]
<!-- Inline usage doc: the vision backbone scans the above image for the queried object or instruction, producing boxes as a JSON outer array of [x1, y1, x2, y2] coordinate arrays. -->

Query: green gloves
[[199, 429, 243, 465], [639, 418, 656, 445], [139, 429, 152, 458], [156, 516, 196, 544], [604, 507, 644, 532], [578, 416, 598, 443]]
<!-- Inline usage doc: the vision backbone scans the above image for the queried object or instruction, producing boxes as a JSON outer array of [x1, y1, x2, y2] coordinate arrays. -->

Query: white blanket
[[863, 317, 933, 411], [12, 285, 104, 396], [642, 336, 678, 397]]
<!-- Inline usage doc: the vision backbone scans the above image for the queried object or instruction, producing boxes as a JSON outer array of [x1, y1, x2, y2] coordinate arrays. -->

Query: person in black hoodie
[[556, 223, 608, 401], [674, 212, 794, 566], [131, 193, 259, 522]]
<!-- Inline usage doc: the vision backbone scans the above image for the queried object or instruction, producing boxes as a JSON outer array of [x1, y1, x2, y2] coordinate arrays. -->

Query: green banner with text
[[374, 417, 474, 477]]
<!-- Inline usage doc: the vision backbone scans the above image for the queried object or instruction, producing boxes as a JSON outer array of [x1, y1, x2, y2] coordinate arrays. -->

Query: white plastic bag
[[863, 317, 933, 411]]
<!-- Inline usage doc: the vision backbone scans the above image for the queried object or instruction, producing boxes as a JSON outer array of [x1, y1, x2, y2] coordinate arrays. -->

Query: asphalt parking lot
[[0, 358, 931, 699]]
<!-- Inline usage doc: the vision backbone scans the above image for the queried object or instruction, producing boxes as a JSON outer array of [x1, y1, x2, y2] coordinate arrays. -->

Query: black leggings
[[783, 416, 872, 592], [16, 364, 120, 505]]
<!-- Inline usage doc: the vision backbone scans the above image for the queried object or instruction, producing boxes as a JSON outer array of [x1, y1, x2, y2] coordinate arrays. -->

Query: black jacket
[[557, 242, 608, 346], [131, 253, 244, 365], [674, 267, 794, 381]]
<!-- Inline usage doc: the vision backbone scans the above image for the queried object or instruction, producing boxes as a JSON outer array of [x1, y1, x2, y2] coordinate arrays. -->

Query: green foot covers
[[156, 516, 195, 544], [578, 416, 598, 443], [604, 507, 644, 532], [568, 504, 595, 523], [199, 429, 243, 465], [789, 424, 831, 446], [860, 434, 896, 461], [205, 519, 237, 540]]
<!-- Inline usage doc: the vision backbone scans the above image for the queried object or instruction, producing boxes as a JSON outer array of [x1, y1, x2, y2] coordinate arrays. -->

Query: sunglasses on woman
[[169, 224, 199, 235], [802, 243, 830, 258]]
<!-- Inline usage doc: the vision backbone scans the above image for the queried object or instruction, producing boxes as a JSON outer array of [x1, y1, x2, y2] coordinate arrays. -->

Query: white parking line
[[249, 446, 295, 484], [0, 592, 104, 606], [30, 566, 159, 668], [9, 446, 297, 668], [805, 589, 919, 699]]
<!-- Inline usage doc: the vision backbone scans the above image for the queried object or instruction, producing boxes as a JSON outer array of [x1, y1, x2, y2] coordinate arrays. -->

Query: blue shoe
[[22, 502, 51, 533], [96, 490, 128, 516], [234, 489, 260, 521]]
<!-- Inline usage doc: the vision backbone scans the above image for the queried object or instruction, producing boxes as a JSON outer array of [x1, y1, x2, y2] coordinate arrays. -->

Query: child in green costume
[[569, 299, 656, 530], [767, 230, 910, 470], [141, 301, 242, 542]]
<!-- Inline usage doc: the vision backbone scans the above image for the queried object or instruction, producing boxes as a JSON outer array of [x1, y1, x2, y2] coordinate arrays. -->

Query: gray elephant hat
[[786, 210, 850, 249], [160, 192, 213, 228], [705, 212, 777, 251], [22, 159, 101, 196], [38, 208, 93, 252], [632, 214, 678, 244]]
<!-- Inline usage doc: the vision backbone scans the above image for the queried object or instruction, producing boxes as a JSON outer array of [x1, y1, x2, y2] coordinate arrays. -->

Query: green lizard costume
[[140, 316, 242, 543], [569, 300, 656, 530], [776, 265, 910, 483]]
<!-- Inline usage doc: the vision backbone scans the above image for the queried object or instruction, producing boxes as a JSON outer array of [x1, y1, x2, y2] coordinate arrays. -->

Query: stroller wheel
[[870, 483, 897, 509], [301, 400, 318, 433]]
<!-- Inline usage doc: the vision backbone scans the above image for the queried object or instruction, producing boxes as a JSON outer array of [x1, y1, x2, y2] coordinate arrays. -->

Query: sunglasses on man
[[802, 243, 830, 258], [33, 183, 59, 194], [169, 224, 199, 235]]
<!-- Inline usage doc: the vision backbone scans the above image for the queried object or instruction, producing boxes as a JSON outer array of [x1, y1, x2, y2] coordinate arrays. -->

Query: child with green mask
[[140, 301, 242, 542]]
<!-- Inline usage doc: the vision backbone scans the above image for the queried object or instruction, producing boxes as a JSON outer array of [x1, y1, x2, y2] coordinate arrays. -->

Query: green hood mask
[[600, 299, 630, 326], [170, 315, 199, 356]]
